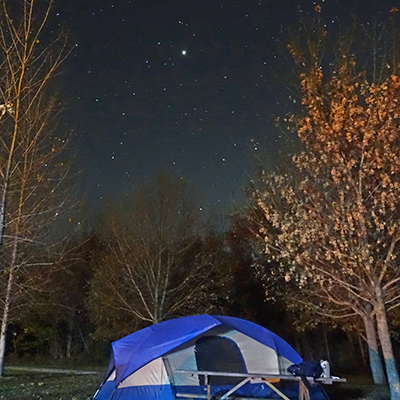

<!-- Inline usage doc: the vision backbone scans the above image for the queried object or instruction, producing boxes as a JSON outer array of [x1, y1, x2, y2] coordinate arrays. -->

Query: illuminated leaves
[[253, 43, 400, 326]]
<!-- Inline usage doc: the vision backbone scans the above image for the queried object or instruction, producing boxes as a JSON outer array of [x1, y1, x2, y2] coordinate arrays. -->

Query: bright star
[[182, 50, 187, 55]]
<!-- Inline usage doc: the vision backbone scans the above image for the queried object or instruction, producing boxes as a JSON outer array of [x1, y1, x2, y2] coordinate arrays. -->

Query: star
[[181, 50, 187, 55]]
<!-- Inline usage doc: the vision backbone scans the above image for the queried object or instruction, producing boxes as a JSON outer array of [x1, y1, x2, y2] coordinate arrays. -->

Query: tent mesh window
[[194, 336, 247, 386]]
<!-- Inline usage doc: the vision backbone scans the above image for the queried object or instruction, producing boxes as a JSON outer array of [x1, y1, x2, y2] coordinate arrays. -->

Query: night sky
[[54, 0, 395, 212]]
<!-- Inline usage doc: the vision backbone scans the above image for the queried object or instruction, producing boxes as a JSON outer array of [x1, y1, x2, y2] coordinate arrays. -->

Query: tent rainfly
[[94, 315, 328, 400]]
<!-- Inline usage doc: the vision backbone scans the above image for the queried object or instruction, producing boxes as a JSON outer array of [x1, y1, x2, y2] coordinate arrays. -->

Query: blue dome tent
[[94, 315, 328, 400]]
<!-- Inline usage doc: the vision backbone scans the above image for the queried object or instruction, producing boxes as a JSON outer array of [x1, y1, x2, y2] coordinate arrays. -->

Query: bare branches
[[87, 173, 225, 337]]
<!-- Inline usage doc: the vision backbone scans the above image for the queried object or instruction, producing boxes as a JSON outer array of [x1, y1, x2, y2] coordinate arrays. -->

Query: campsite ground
[[0, 365, 390, 400], [324, 379, 390, 400], [0, 365, 102, 400]]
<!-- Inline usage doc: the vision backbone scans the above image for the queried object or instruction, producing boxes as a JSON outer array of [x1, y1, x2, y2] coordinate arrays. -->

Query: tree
[[14, 233, 98, 360], [88, 173, 225, 338], [252, 29, 400, 399], [0, 0, 72, 375]]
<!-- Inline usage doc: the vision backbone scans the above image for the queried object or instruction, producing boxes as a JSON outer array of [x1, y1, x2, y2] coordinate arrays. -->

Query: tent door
[[194, 336, 247, 386]]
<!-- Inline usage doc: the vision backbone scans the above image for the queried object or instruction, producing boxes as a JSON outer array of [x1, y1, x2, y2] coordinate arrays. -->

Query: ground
[[0, 366, 102, 400]]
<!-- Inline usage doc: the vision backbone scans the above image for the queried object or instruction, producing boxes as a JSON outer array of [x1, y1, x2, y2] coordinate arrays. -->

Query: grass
[[0, 368, 103, 400], [324, 382, 390, 400]]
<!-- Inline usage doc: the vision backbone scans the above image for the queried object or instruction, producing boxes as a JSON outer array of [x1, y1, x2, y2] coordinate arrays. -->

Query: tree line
[[0, 2, 399, 399]]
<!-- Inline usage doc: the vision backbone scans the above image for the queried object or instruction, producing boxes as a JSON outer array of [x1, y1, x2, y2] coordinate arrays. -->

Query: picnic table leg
[[220, 377, 251, 400], [205, 374, 211, 400], [264, 381, 291, 400], [299, 380, 310, 400]]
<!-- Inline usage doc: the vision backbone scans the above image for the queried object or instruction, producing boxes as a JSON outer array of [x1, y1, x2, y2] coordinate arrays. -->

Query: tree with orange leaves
[[253, 34, 400, 398]]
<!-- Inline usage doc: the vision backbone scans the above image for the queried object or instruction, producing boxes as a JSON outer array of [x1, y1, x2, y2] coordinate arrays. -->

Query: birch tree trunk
[[363, 313, 386, 385], [0, 236, 20, 376], [375, 294, 400, 400], [0, 269, 13, 376]]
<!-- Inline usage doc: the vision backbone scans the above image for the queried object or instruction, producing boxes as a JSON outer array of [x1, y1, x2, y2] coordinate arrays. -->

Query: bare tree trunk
[[66, 311, 75, 359], [0, 269, 13, 376], [323, 324, 331, 364], [66, 332, 72, 359], [302, 336, 314, 360], [357, 333, 367, 366], [363, 313, 386, 385], [375, 297, 400, 400], [78, 326, 90, 354], [0, 179, 9, 245], [0, 237, 19, 376]]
